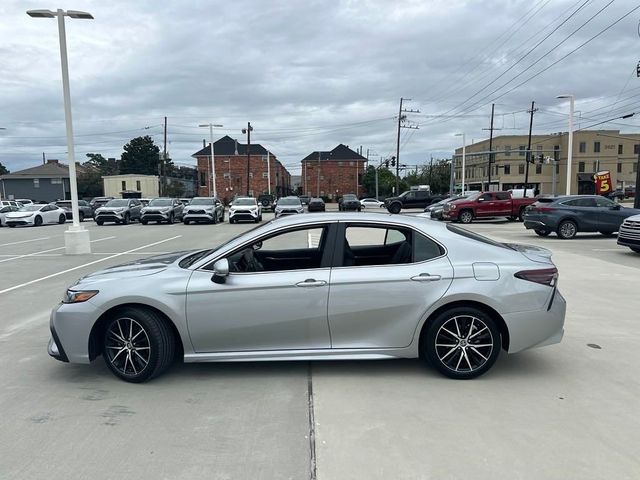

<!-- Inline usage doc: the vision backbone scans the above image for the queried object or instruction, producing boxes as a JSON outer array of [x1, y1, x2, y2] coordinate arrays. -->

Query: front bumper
[[230, 209, 259, 221], [142, 211, 172, 222], [48, 301, 101, 364], [95, 212, 125, 223], [275, 209, 303, 217], [5, 217, 34, 226], [183, 211, 215, 222]]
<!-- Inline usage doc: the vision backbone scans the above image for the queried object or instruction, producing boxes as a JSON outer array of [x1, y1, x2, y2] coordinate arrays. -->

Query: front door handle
[[296, 279, 327, 287], [411, 273, 441, 282]]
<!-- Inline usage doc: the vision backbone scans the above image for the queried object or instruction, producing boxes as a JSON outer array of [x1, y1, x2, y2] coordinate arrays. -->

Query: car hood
[[77, 250, 194, 283], [97, 207, 127, 213], [504, 243, 553, 264], [184, 205, 213, 210]]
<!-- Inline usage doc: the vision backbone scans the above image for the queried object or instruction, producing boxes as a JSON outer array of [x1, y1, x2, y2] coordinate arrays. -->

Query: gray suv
[[141, 198, 184, 224], [182, 197, 225, 224], [95, 198, 142, 225], [55, 200, 94, 222]]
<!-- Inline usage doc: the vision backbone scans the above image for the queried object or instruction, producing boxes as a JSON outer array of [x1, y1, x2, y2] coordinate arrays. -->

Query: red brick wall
[[196, 154, 291, 204], [301, 159, 366, 199]]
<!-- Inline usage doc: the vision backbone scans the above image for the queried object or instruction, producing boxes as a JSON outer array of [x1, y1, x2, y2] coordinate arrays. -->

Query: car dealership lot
[[1, 215, 639, 479]]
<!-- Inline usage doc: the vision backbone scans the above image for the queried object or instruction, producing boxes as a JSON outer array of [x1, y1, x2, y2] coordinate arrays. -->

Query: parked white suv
[[229, 197, 262, 223]]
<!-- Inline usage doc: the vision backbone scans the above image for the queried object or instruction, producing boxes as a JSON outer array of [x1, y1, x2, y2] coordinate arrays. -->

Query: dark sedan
[[307, 197, 325, 212], [339, 194, 361, 211], [55, 200, 93, 222], [523, 195, 640, 239]]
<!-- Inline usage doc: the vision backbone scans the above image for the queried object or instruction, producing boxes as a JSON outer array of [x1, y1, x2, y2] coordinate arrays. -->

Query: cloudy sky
[[1, 0, 639, 175]]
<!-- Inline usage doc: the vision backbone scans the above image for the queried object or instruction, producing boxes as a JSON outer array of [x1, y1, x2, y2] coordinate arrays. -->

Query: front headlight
[[62, 289, 99, 304]]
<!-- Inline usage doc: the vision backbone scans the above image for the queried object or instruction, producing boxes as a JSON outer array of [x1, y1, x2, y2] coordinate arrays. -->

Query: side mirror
[[211, 258, 229, 284]]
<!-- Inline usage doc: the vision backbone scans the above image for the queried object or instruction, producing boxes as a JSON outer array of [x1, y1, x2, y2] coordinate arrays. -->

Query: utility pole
[[482, 104, 501, 191], [42, 152, 46, 165], [395, 97, 420, 193], [524, 101, 537, 198], [161, 116, 167, 196], [428, 155, 433, 187], [242, 122, 253, 196], [317, 151, 321, 197], [267, 150, 271, 196]]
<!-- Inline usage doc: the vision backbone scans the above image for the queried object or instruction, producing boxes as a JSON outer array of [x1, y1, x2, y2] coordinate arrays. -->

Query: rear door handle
[[411, 273, 441, 282], [295, 279, 327, 287]]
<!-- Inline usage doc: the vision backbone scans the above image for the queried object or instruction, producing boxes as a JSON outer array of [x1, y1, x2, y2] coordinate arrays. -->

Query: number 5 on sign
[[594, 171, 612, 194]]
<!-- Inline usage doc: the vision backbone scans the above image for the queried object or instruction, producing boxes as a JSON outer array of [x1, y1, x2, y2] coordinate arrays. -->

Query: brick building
[[192, 136, 291, 204], [301, 144, 367, 200]]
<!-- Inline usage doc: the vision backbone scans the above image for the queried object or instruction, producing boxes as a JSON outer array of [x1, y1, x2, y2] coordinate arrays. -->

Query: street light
[[27, 8, 93, 254], [455, 133, 466, 195], [198, 123, 223, 198], [557, 94, 574, 195]]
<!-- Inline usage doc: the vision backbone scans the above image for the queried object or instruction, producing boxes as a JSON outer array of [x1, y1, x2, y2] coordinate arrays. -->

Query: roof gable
[[0, 161, 70, 179], [302, 144, 367, 162], [192, 135, 269, 157]]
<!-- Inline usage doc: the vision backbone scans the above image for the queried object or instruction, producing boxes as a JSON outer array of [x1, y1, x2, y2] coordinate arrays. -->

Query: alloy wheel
[[434, 315, 494, 374], [104, 317, 151, 377], [558, 221, 577, 239]]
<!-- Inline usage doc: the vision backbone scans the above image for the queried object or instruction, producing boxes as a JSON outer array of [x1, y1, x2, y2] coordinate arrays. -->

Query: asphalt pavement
[[0, 213, 638, 479]]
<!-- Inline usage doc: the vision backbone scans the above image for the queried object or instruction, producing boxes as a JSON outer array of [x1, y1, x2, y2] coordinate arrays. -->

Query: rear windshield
[[446, 224, 511, 250], [535, 197, 555, 203]]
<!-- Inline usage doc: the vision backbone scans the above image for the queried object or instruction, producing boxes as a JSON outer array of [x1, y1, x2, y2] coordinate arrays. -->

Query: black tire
[[535, 229, 551, 237], [388, 202, 402, 214], [557, 220, 577, 239], [96, 220, 104, 226], [8, 224, 16, 228], [459, 209, 473, 224], [168, 213, 174, 224], [229, 218, 235, 224], [212, 212, 218, 224], [122, 214, 130, 225], [507, 216, 517, 221], [630, 247, 640, 253], [102, 307, 175, 383], [183, 219, 190, 225], [599, 231, 614, 236], [58, 214, 66, 224], [423, 306, 501, 380], [79, 212, 84, 222], [518, 207, 526, 222], [141, 219, 148, 225], [258, 215, 263, 221], [221, 211, 225, 222], [35, 215, 43, 226]]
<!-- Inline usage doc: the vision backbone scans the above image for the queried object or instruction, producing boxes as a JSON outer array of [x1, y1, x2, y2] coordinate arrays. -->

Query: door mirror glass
[[212, 258, 230, 284]]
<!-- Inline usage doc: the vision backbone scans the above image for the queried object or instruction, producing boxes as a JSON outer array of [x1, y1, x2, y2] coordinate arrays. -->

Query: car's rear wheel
[[102, 307, 175, 383], [535, 229, 551, 237], [424, 307, 501, 380], [518, 207, 526, 222], [459, 210, 473, 224], [388, 202, 401, 214], [34, 215, 43, 226], [557, 220, 577, 239]]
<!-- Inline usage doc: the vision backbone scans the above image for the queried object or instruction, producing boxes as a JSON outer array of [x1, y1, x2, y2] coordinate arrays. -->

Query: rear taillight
[[515, 267, 558, 286], [537, 207, 555, 213]]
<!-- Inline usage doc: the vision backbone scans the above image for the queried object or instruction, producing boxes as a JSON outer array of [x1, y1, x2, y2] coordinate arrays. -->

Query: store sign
[[593, 170, 612, 194]]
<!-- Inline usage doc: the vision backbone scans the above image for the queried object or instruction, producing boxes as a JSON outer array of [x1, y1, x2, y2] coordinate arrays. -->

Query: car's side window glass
[[414, 232, 444, 262], [577, 198, 597, 207], [496, 192, 510, 200], [595, 196, 615, 207], [344, 225, 412, 266], [480, 193, 492, 201]]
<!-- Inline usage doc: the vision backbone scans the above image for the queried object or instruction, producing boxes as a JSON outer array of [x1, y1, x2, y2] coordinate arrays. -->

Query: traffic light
[[390, 158, 396, 167]]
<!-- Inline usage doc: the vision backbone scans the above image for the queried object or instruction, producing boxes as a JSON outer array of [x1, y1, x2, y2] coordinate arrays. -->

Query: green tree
[[77, 169, 103, 198], [0, 161, 9, 175], [85, 153, 119, 175], [119, 136, 162, 175], [362, 165, 403, 198]]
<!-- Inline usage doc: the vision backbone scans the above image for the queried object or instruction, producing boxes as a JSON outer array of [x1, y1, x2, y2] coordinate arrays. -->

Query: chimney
[[203, 139, 206, 148], [47, 159, 59, 164], [234, 139, 238, 155]]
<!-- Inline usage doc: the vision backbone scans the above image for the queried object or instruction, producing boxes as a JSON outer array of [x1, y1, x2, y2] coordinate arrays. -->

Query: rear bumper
[[504, 289, 566, 354]]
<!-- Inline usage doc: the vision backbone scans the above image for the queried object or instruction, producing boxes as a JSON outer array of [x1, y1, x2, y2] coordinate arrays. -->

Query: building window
[[249, 172, 254, 178], [594, 141, 600, 153], [200, 172, 206, 186], [535, 164, 542, 174], [618, 144, 623, 155], [349, 161, 354, 166], [51, 177, 62, 184], [556, 163, 560, 175], [505, 145, 511, 156], [579, 142, 586, 153], [634, 144, 640, 155], [578, 162, 585, 173], [518, 164, 525, 175], [261, 155, 268, 161], [320, 176, 324, 180], [536, 145, 543, 152], [223, 172, 230, 179], [518, 146, 526, 157], [554, 145, 560, 161], [136, 180, 141, 191], [617, 163, 622, 173], [33, 178, 40, 188], [121, 180, 126, 190], [504, 164, 511, 174], [593, 161, 598, 172], [262, 172, 268, 178], [634, 163, 638, 173], [338, 161, 344, 166]]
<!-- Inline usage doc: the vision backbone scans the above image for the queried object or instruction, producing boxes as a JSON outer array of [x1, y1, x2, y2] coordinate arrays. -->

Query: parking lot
[[1, 212, 639, 480]]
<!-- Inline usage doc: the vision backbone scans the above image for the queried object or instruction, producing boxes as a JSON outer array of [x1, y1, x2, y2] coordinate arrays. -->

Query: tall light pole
[[455, 133, 466, 195], [242, 123, 253, 196], [557, 94, 575, 195], [199, 123, 223, 197], [28, 8, 93, 254]]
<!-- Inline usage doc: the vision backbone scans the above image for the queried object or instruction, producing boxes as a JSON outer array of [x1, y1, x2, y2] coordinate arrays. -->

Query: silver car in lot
[[274, 196, 304, 218], [95, 198, 142, 225], [141, 198, 184, 224], [182, 197, 224, 224], [229, 197, 262, 223], [48, 213, 565, 383]]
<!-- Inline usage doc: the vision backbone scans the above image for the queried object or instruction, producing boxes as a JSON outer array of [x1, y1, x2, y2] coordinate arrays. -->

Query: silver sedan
[[48, 212, 565, 383]]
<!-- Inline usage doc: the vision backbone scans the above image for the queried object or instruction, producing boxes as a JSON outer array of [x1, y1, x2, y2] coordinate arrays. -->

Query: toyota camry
[[48, 213, 566, 383]]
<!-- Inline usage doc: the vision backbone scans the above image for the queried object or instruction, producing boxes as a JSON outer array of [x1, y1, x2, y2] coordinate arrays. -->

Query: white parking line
[[0, 236, 117, 264], [0, 235, 182, 295], [0, 310, 51, 341], [0, 237, 51, 247]]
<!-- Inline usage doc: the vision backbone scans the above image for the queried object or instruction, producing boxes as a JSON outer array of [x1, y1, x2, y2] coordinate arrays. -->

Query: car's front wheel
[[535, 229, 551, 237], [102, 307, 175, 383], [459, 210, 473, 224], [388, 202, 401, 214], [630, 247, 640, 253], [58, 214, 66, 224], [424, 307, 501, 379]]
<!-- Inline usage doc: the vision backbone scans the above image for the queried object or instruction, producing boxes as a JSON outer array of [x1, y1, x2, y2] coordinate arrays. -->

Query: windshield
[[56, 202, 71, 208], [148, 199, 173, 207], [19, 205, 42, 212], [342, 195, 357, 201], [190, 198, 215, 205], [105, 199, 129, 207], [233, 198, 256, 206], [278, 198, 301, 206]]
